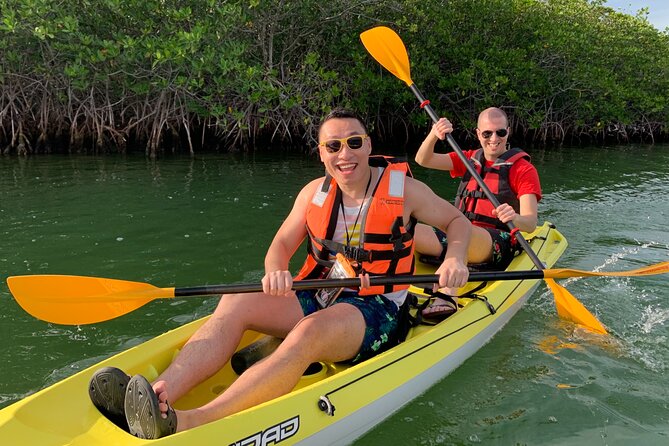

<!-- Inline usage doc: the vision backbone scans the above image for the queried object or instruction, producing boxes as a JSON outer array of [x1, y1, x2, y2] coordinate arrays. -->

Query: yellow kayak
[[0, 222, 567, 445]]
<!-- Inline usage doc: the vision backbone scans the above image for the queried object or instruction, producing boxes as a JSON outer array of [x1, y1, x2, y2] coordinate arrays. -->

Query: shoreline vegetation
[[1, 0, 667, 157]]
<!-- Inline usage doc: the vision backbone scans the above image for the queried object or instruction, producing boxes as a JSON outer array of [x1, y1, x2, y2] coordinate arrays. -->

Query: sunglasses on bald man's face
[[480, 128, 508, 139], [318, 134, 368, 153]]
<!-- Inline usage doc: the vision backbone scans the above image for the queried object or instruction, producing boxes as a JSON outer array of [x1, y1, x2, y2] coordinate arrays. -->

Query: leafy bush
[[0, 0, 667, 155]]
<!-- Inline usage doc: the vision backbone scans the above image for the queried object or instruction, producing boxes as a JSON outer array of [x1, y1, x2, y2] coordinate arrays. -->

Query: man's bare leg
[[467, 226, 494, 264], [151, 292, 305, 408], [170, 302, 365, 431], [414, 223, 493, 264]]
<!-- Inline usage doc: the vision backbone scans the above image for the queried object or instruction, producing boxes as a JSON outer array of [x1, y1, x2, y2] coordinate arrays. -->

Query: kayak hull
[[308, 279, 538, 446], [0, 222, 567, 445]]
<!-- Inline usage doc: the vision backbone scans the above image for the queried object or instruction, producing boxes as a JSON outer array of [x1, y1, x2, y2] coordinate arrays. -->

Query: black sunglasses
[[480, 128, 508, 139], [318, 134, 368, 153]]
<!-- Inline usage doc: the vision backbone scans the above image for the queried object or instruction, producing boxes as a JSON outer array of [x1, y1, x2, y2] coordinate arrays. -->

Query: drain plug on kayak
[[318, 396, 335, 416]]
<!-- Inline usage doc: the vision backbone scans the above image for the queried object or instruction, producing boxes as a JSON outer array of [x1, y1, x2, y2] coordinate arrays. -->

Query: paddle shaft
[[173, 270, 547, 297], [9, 260, 666, 326], [408, 84, 546, 270]]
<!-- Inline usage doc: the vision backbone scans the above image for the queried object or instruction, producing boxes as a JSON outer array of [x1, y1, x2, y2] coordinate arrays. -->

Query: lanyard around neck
[[340, 170, 372, 246]]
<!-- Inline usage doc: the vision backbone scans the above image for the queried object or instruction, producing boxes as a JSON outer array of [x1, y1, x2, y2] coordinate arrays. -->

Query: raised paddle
[[360, 26, 608, 334], [7, 262, 669, 325]]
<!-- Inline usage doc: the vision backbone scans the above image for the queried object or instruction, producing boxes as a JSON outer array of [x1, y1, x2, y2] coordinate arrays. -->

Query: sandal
[[88, 366, 130, 430], [125, 375, 177, 439], [421, 295, 458, 323]]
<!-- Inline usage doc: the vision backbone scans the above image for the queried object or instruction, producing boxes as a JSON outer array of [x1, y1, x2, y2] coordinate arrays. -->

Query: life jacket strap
[[463, 211, 509, 231], [363, 231, 413, 245], [312, 236, 414, 263], [459, 189, 486, 199]]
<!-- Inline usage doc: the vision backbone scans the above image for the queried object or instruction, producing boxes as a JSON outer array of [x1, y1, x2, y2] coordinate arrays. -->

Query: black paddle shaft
[[173, 270, 546, 297], [408, 84, 546, 271]]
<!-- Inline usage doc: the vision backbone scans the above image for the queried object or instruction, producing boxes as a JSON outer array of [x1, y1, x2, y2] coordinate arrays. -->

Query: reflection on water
[[1, 145, 668, 444]]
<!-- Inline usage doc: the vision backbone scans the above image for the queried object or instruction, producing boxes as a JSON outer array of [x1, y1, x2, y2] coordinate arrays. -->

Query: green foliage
[[397, 0, 669, 143], [0, 0, 667, 155]]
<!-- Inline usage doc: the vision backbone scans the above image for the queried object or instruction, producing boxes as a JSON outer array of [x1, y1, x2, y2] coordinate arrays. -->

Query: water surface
[[1, 145, 668, 445]]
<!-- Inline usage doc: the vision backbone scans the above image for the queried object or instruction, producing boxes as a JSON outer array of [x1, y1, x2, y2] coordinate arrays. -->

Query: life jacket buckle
[[342, 245, 370, 264]]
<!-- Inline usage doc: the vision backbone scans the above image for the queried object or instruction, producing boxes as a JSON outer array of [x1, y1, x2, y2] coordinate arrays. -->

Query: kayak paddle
[[361, 26, 608, 334], [7, 262, 668, 325]]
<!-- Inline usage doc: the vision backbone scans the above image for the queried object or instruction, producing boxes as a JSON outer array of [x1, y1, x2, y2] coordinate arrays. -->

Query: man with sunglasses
[[413, 107, 542, 322], [87, 108, 472, 439]]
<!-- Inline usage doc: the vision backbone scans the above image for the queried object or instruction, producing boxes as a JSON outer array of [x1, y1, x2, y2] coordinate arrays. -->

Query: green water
[[1, 145, 668, 445]]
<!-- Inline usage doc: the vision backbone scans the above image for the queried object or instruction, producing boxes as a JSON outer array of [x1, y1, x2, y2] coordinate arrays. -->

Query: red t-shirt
[[448, 149, 542, 202]]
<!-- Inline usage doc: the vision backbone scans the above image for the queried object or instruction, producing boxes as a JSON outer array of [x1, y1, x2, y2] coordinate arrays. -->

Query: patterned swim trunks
[[296, 290, 400, 364]]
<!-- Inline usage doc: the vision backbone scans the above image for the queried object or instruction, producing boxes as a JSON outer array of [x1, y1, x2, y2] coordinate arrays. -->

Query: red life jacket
[[294, 156, 416, 295], [454, 148, 530, 231]]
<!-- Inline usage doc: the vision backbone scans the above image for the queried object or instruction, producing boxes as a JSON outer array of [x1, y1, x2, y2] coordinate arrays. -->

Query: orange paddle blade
[[546, 279, 607, 334], [7, 275, 175, 325], [360, 26, 413, 86], [545, 261, 669, 279]]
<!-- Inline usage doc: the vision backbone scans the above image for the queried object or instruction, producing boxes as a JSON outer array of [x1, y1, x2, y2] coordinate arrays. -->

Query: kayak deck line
[[0, 222, 566, 445]]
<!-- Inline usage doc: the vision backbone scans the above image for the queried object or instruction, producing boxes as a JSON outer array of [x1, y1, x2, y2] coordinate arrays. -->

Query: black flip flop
[[125, 374, 177, 439], [88, 366, 130, 430]]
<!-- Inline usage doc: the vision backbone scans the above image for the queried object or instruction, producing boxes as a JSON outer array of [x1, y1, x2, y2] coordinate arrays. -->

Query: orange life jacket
[[294, 156, 416, 295], [454, 148, 530, 230]]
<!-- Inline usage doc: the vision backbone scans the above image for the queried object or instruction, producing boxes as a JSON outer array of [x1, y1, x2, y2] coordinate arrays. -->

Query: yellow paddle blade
[[360, 26, 413, 86], [544, 261, 669, 334], [546, 279, 608, 335], [7, 275, 175, 325], [545, 261, 669, 279]]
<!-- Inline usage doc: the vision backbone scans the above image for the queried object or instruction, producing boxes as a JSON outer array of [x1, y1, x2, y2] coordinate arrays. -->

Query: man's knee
[[289, 314, 322, 340], [211, 293, 264, 325], [214, 293, 246, 312], [285, 313, 352, 349]]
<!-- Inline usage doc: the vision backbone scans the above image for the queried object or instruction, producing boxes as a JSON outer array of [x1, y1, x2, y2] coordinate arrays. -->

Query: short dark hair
[[318, 108, 368, 138]]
